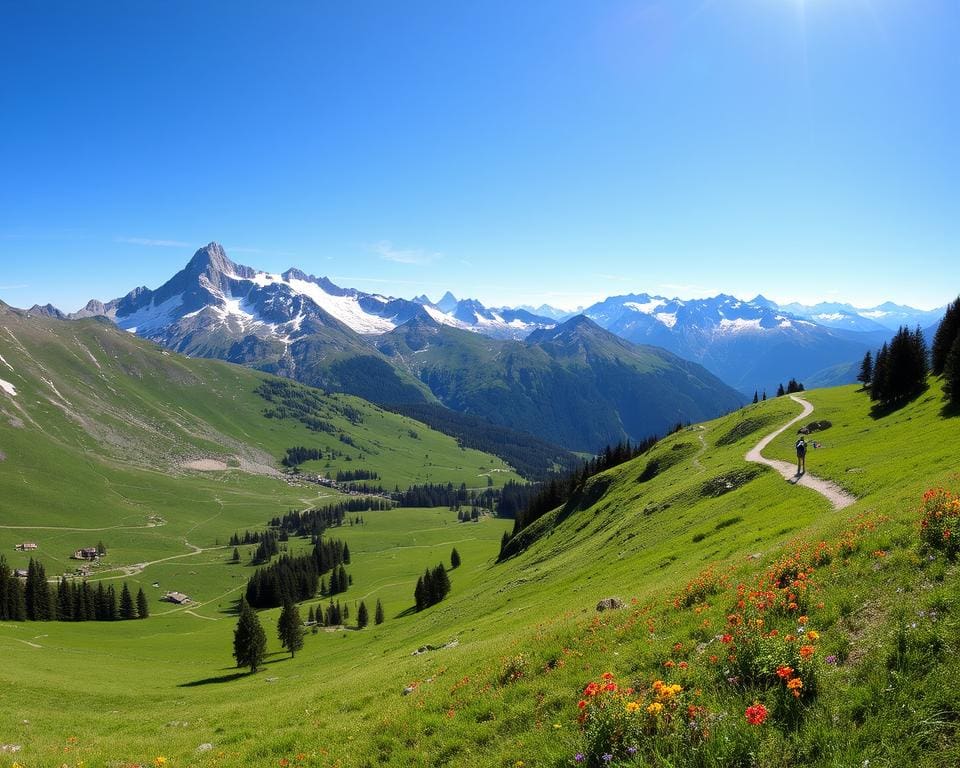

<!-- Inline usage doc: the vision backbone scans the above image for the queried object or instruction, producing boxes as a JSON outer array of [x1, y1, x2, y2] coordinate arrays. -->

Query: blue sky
[[1, 1, 957, 312]]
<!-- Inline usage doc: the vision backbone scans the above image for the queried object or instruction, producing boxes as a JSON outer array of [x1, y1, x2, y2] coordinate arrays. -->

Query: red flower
[[578, 700, 587, 709], [745, 702, 768, 725], [720, 633, 733, 644]]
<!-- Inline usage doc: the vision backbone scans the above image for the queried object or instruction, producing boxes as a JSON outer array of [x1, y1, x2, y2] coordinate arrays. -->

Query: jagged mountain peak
[[436, 291, 459, 313]]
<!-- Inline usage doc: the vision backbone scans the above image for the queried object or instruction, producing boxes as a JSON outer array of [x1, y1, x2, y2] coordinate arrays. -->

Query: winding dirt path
[[746, 395, 856, 511]]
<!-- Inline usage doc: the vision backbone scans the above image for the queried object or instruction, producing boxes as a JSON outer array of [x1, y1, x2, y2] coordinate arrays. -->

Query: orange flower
[[799, 645, 815, 659], [776, 665, 794, 680], [578, 700, 587, 709], [602, 671, 614, 680], [797, 615, 809, 625]]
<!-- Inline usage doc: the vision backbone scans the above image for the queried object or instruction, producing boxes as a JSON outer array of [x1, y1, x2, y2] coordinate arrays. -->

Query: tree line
[[269, 499, 387, 538], [932, 297, 960, 406], [243, 537, 351, 609], [0, 556, 147, 622]]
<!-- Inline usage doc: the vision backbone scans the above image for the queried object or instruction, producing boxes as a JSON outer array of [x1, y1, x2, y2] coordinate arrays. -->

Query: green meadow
[[2, 310, 960, 768]]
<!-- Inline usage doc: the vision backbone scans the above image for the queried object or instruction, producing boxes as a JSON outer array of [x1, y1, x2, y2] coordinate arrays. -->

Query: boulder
[[596, 597, 625, 612]]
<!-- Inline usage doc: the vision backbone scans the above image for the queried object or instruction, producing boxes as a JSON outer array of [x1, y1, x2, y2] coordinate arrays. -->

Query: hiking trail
[[745, 395, 857, 511]]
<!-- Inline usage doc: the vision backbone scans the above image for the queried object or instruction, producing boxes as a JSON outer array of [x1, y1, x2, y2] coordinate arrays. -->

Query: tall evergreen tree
[[357, 600, 369, 629], [120, 583, 136, 620], [932, 297, 960, 375], [375, 598, 384, 625], [136, 587, 149, 619], [857, 350, 873, 387], [25, 559, 52, 621], [871, 343, 890, 402], [233, 598, 267, 673], [450, 547, 461, 569], [106, 585, 119, 620], [762, 391, 767, 401], [752, 390, 759, 404], [945, 333, 960, 406], [232, 547, 241, 563], [414, 576, 426, 612], [776, 383, 785, 397], [277, 600, 304, 657], [57, 576, 73, 621]]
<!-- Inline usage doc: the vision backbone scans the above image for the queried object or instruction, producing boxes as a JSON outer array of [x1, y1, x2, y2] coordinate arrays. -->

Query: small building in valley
[[15, 542, 38, 551], [72, 547, 99, 560], [13, 569, 28, 578], [162, 591, 192, 605]]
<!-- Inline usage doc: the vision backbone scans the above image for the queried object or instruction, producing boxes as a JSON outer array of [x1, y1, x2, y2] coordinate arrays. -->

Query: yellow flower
[[626, 701, 641, 713], [807, 630, 820, 641], [647, 701, 663, 715], [155, 758, 168, 767]]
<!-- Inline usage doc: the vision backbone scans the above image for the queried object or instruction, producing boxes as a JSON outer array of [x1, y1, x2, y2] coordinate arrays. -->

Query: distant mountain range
[[12, 242, 949, 438], [22, 243, 739, 452]]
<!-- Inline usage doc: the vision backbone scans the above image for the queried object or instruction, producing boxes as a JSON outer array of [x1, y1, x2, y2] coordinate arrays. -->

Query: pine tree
[[434, 564, 451, 600], [234, 598, 267, 672], [857, 350, 873, 387], [25, 558, 52, 621], [106, 585, 119, 620], [450, 547, 461, 569], [414, 576, 426, 612], [96, 541, 107, 556], [752, 390, 759, 404], [375, 598, 384, 625], [357, 600, 369, 629], [932, 297, 960, 375], [120, 582, 136, 620], [945, 332, 960, 406], [342, 543, 351, 564], [232, 547, 241, 563], [871, 343, 889, 402], [776, 383, 785, 397], [136, 587, 149, 619], [277, 600, 304, 657], [307, 605, 315, 624], [499, 531, 511, 559], [57, 576, 73, 621]]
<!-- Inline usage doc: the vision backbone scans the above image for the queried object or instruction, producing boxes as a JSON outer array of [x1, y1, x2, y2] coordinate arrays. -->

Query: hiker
[[795, 436, 807, 475]]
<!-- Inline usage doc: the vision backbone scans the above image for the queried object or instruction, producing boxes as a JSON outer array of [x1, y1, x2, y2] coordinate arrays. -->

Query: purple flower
[[603, 755, 613, 763], [627, 746, 637, 755], [574, 755, 584, 764], [825, 655, 838, 665]]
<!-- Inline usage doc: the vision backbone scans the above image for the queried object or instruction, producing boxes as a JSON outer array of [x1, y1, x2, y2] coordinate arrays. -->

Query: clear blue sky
[[1, 1, 957, 312]]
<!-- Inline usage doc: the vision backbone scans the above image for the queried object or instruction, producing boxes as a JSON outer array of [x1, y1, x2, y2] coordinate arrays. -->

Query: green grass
[[3, 313, 960, 768]]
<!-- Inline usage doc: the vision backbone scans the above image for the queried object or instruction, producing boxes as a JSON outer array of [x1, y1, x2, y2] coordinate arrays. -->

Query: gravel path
[[745, 395, 857, 511]]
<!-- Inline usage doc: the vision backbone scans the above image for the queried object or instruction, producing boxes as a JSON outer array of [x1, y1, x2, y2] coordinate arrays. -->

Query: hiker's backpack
[[796, 439, 806, 454]]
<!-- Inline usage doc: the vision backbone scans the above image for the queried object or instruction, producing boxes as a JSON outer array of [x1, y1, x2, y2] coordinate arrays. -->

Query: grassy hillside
[[0, 307, 518, 614], [2, 370, 957, 767]]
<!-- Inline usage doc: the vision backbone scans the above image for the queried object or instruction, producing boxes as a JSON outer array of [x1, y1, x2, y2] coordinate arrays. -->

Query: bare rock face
[[596, 597, 625, 612]]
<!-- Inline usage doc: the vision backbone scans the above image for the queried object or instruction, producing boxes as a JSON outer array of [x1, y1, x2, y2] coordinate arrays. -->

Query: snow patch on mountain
[[655, 312, 678, 329], [117, 294, 185, 334], [0, 354, 13, 372], [625, 299, 666, 314], [0, 378, 16, 397], [717, 318, 763, 333]]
